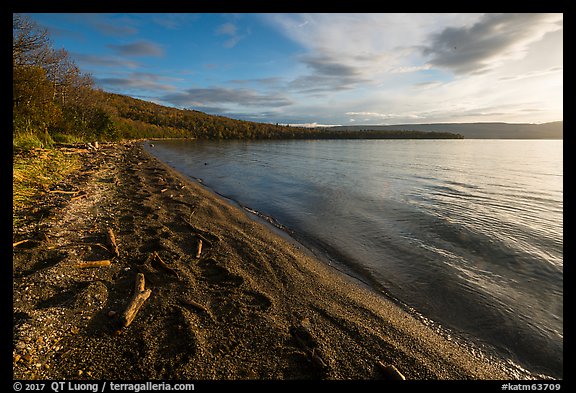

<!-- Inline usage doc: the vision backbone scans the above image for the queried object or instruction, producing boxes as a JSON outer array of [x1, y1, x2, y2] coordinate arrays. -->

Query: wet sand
[[13, 141, 526, 380]]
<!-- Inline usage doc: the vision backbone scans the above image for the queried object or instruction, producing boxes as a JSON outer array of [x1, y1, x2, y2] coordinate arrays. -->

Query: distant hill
[[327, 122, 563, 139], [98, 92, 461, 140]]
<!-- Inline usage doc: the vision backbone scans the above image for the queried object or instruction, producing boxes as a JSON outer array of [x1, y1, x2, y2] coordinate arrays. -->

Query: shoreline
[[144, 141, 550, 380], [13, 141, 534, 380]]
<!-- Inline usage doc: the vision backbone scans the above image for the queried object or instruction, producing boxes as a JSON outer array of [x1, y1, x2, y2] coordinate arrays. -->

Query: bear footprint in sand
[[197, 258, 244, 288], [241, 290, 272, 311]]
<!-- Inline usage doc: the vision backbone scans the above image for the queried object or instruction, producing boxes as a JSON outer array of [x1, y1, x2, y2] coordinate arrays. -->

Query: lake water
[[145, 139, 563, 378]]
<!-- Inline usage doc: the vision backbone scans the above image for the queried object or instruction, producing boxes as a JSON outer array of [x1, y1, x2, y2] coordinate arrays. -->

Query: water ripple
[[147, 139, 563, 378]]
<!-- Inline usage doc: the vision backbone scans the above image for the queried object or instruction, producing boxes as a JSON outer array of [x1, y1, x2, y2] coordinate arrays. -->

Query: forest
[[13, 14, 462, 149]]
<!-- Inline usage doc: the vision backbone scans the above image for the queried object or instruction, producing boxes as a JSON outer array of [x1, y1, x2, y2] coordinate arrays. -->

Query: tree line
[[13, 14, 119, 148], [13, 14, 462, 149]]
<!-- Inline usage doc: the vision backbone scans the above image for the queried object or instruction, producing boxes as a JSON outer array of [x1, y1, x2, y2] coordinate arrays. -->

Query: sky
[[25, 13, 563, 126]]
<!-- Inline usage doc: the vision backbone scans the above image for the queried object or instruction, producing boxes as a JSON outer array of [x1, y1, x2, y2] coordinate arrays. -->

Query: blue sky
[[25, 13, 563, 126]]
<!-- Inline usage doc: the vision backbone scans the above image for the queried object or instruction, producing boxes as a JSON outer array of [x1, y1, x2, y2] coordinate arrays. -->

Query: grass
[[13, 132, 51, 150], [13, 147, 82, 227]]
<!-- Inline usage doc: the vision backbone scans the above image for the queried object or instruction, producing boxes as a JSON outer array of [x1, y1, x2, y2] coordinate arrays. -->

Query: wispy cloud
[[72, 52, 140, 69], [152, 13, 198, 30], [217, 22, 237, 36], [345, 111, 397, 120], [498, 66, 563, 82], [215, 22, 246, 48], [261, 13, 562, 124], [95, 72, 178, 92], [261, 13, 459, 95], [228, 77, 284, 87], [162, 87, 292, 109], [107, 40, 164, 57], [421, 13, 563, 75], [68, 13, 139, 37], [289, 54, 370, 93], [32, 13, 561, 125]]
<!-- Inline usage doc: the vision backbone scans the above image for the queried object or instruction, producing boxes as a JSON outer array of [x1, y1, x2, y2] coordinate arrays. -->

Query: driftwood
[[120, 273, 151, 328], [13, 239, 33, 248], [49, 189, 79, 195], [107, 228, 120, 257], [180, 298, 210, 314], [195, 239, 203, 259], [376, 361, 406, 380], [70, 192, 87, 201], [152, 252, 179, 278], [73, 260, 111, 268], [91, 242, 112, 253], [310, 348, 328, 369], [183, 217, 219, 246]]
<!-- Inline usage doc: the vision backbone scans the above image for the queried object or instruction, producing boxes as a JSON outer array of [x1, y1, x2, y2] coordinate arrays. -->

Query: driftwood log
[[13, 239, 33, 248], [180, 298, 210, 315], [107, 228, 120, 257], [376, 361, 406, 380], [195, 239, 203, 259], [120, 273, 151, 328], [152, 252, 179, 278], [70, 192, 87, 201], [183, 218, 219, 246], [73, 260, 111, 268], [49, 189, 79, 195]]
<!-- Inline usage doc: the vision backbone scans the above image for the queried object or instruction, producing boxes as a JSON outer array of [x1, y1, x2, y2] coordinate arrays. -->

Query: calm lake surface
[[146, 139, 563, 378]]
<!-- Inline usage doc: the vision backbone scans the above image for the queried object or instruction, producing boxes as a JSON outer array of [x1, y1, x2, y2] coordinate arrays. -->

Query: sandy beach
[[13, 141, 528, 380]]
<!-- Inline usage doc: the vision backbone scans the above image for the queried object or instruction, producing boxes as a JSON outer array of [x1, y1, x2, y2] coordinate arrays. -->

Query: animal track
[[242, 290, 272, 311], [141, 306, 197, 378], [198, 258, 244, 288]]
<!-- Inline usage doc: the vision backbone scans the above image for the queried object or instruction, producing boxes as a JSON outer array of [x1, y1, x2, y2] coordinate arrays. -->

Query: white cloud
[[215, 22, 246, 48], [216, 22, 237, 36], [262, 13, 562, 124]]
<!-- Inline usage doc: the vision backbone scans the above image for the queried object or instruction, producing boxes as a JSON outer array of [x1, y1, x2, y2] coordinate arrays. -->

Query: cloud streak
[[72, 52, 140, 69], [215, 22, 246, 48], [95, 72, 179, 92], [289, 54, 370, 93], [422, 13, 563, 74], [96, 77, 176, 92], [162, 87, 292, 109], [107, 40, 164, 57], [33, 13, 561, 125]]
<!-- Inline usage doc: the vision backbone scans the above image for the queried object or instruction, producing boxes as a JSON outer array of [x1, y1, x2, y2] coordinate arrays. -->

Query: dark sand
[[13, 141, 530, 380]]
